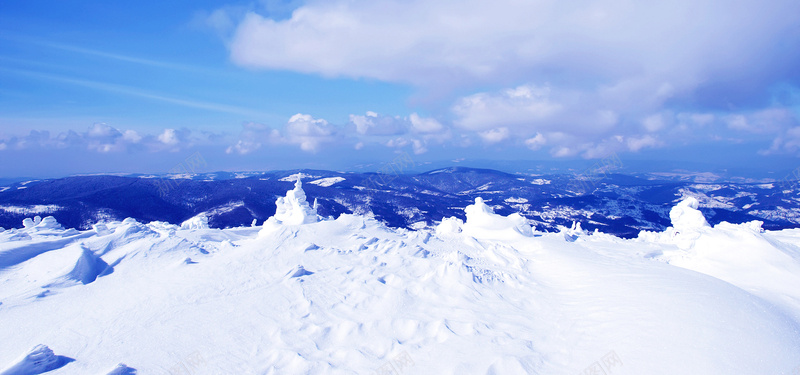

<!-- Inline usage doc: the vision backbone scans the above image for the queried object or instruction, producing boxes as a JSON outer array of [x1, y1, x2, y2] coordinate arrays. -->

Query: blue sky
[[1, 0, 799, 178]]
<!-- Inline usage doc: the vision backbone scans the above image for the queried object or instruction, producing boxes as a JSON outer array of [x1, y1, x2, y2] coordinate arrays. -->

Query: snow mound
[[0, 344, 70, 375], [64, 246, 110, 285], [92, 223, 112, 236], [637, 198, 800, 319], [458, 197, 533, 239], [670, 197, 709, 232], [180, 215, 209, 230], [435, 217, 463, 235], [269, 179, 319, 226]]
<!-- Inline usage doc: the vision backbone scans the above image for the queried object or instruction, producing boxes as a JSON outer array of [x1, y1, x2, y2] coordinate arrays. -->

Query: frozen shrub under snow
[[438, 197, 533, 239], [270, 179, 319, 226]]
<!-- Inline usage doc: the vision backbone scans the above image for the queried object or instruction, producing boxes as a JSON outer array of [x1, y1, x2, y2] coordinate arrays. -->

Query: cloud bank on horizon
[[1, 0, 799, 176]]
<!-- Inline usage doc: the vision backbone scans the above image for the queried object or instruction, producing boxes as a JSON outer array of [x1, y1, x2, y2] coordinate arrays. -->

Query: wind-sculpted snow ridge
[[0, 344, 72, 375], [1, 189, 800, 373]]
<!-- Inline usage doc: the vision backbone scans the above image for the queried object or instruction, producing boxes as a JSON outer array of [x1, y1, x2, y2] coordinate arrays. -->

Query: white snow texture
[[1, 188, 799, 374]]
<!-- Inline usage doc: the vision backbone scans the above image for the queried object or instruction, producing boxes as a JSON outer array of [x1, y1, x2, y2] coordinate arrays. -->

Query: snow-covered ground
[[309, 177, 346, 187], [1, 182, 799, 374]]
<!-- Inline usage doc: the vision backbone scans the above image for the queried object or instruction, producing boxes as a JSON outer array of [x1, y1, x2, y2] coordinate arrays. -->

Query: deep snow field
[[1, 180, 800, 374]]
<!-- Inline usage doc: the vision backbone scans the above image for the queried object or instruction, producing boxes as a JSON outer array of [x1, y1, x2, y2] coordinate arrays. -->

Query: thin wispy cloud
[[0, 66, 272, 119], [0, 34, 211, 73]]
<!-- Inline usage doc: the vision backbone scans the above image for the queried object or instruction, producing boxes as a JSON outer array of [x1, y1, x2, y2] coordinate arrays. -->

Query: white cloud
[[348, 111, 446, 137], [84, 123, 125, 152], [524, 133, 546, 150], [349, 112, 407, 136], [385, 137, 409, 149], [642, 114, 666, 133], [158, 129, 180, 145], [226, 0, 799, 96], [228, 114, 339, 153], [411, 139, 427, 154], [123, 130, 143, 143], [218, 0, 800, 158], [409, 113, 443, 134], [0, 124, 202, 154], [452, 85, 561, 131], [626, 135, 661, 152], [225, 122, 279, 154], [284, 113, 336, 152], [725, 108, 795, 135], [2, 66, 270, 119], [478, 127, 510, 144]]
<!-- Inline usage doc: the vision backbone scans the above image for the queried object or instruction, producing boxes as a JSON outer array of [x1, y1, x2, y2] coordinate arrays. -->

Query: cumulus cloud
[[158, 129, 180, 145], [213, 0, 800, 158], [85, 123, 124, 152], [226, 114, 338, 154], [225, 122, 278, 155], [450, 83, 666, 156], [478, 128, 510, 144], [225, 0, 799, 99], [642, 114, 666, 133], [765, 127, 800, 154], [342, 111, 449, 154], [409, 113, 444, 134], [453, 85, 561, 132], [123, 130, 143, 143], [284, 113, 336, 152], [347, 111, 446, 137], [524, 133, 546, 150], [626, 135, 662, 152], [349, 111, 408, 136], [0, 124, 200, 153]]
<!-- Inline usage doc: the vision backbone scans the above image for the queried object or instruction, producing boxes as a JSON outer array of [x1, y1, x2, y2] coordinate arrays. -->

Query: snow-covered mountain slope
[[1, 182, 799, 374], [1, 168, 798, 238]]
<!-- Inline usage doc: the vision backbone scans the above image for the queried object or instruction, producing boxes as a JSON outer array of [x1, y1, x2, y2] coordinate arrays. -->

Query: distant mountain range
[[1, 167, 798, 238]]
